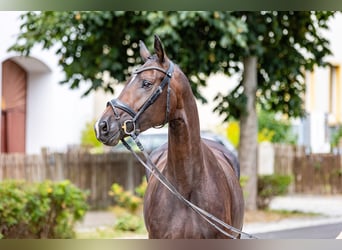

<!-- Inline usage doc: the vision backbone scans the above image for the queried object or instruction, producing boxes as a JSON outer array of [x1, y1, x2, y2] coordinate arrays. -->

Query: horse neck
[[166, 76, 204, 195]]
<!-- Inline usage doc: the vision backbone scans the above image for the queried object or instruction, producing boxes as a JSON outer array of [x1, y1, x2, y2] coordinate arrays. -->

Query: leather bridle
[[107, 61, 174, 137]]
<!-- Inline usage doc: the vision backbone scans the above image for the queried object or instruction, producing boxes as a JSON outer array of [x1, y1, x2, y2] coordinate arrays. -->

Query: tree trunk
[[239, 56, 258, 211]]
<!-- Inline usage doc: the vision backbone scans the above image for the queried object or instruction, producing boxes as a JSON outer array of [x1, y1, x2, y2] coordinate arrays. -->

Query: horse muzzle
[[94, 117, 122, 146]]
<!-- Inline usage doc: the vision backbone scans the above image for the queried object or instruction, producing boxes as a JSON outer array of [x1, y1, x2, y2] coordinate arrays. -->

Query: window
[[329, 64, 341, 124]]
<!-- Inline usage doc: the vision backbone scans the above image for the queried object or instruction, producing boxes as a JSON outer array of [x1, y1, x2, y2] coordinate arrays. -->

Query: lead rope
[[121, 135, 258, 239]]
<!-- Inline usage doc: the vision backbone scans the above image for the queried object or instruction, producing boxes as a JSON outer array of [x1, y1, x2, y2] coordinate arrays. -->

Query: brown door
[[1, 59, 27, 153]]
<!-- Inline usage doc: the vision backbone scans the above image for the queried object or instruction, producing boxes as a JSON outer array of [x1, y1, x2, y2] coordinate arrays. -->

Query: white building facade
[[299, 12, 342, 153], [1, 12, 96, 154]]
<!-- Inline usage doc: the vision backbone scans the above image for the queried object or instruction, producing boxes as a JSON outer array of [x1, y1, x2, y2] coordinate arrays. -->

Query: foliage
[[109, 179, 147, 233], [0, 180, 89, 239], [239, 175, 249, 189], [214, 11, 334, 120], [109, 179, 147, 214], [331, 126, 342, 148], [226, 121, 240, 148], [258, 128, 275, 143], [114, 214, 145, 232], [109, 183, 142, 214], [226, 109, 297, 146], [258, 109, 297, 144], [9, 11, 247, 101], [80, 119, 103, 153], [134, 178, 148, 198], [257, 175, 292, 209]]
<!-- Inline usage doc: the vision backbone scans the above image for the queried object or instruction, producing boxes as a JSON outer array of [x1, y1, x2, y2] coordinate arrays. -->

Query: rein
[[107, 61, 258, 239]]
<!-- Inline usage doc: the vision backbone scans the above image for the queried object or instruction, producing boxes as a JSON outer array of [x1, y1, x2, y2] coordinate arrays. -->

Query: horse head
[[95, 35, 177, 146]]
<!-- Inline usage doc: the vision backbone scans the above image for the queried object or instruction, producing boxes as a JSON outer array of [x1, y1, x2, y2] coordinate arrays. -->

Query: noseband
[[107, 61, 174, 136]]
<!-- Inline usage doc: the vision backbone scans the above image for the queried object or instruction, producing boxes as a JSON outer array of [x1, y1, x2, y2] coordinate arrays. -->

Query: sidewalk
[[75, 195, 342, 235], [243, 194, 342, 234], [75, 211, 116, 232]]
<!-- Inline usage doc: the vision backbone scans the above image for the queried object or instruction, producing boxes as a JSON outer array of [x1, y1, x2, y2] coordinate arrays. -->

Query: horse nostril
[[99, 120, 109, 133]]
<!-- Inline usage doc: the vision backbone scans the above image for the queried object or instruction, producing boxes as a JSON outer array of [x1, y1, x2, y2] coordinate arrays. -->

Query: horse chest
[[145, 202, 209, 238], [144, 187, 228, 239]]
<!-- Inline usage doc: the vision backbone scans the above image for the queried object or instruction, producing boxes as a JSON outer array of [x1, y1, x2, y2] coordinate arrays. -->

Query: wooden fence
[[2, 145, 342, 208], [273, 144, 342, 194], [273, 144, 305, 175], [293, 154, 342, 194], [0, 150, 146, 208]]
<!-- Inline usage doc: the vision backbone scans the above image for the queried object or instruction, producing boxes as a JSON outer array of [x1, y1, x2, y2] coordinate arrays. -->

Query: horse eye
[[142, 80, 153, 89]]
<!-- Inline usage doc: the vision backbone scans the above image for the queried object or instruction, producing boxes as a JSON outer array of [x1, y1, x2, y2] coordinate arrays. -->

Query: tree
[[10, 11, 246, 100], [214, 11, 334, 210], [10, 11, 335, 210]]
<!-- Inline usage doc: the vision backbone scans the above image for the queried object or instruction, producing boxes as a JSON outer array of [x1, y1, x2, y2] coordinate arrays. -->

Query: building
[[1, 12, 96, 154], [299, 12, 342, 153]]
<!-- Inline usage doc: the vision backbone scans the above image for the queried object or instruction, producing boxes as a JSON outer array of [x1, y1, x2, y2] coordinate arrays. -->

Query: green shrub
[[109, 183, 143, 214], [258, 109, 297, 144], [0, 180, 89, 239], [114, 214, 145, 232], [331, 126, 342, 149], [257, 175, 292, 209], [134, 178, 147, 198], [109, 179, 147, 233], [109, 179, 147, 214]]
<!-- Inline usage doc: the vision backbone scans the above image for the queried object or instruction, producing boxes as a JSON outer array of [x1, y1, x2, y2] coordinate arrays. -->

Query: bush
[[257, 175, 292, 209], [331, 126, 342, 149], [109, 179, 147, 233], [109, 179, 147, 214], [109, 183, 143, 214], [258, 109, 297, 144], [114, 214, 145, 232], [0, 180, 89, 239]]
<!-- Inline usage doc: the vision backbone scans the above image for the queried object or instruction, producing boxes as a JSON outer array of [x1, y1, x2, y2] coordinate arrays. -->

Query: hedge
[[0, 180, 88, 239]]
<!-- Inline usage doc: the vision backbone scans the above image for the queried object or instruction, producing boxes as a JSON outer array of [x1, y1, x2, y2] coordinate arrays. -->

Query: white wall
[[196, 73, 239, 132], [26, 71, 95, 153]]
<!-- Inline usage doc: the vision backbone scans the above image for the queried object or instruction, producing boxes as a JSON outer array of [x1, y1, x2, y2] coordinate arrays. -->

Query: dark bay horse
[[95, 35, 244, 239]]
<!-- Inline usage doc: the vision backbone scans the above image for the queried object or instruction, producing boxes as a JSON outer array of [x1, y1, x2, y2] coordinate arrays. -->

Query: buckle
[[122, 119, 136, 135]]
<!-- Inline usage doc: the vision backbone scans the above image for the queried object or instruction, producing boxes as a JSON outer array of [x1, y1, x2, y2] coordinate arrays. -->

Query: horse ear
[[139, 40, 151, 62], [154, 35, 165, 63]]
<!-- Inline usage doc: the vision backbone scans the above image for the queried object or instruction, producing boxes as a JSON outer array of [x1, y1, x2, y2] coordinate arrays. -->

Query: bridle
[[107, 60, 174, 137], [105, 59, 257, 239]]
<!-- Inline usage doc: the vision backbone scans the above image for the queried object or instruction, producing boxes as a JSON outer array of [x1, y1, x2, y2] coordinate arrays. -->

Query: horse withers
[[95, 35, 244, 239]]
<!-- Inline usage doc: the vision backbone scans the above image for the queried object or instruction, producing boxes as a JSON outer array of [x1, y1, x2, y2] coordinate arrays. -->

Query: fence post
[[41, 147, 49, 180], [54, 152, 64, 181], [127, 155, 134, 192]]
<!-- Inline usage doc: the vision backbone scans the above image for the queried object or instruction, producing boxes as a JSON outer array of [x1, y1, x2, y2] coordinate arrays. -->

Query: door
[[1, 59, 27, 153]]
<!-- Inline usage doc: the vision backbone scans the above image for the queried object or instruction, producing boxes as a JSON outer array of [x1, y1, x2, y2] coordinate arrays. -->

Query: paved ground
[[75, 211, 116, 232], [243, 194, 342, 234], [75, 194, 342, 236], [253, 222, 342, 239]]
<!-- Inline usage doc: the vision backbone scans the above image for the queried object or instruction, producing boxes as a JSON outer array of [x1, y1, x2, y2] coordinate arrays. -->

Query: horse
[[95, 35, 244, 239]]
